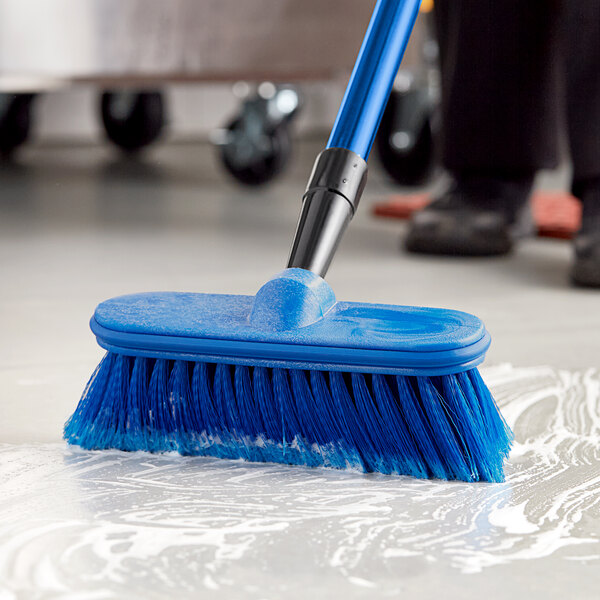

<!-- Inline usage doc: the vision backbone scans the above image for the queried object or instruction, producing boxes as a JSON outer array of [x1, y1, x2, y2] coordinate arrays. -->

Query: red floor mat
[[373, 192, 581, 240]]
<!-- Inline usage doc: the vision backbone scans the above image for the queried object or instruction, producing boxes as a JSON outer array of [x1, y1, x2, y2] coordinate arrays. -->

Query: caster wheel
[[0, 93, 36, 158], [101, 91, 164, 152], [376, 89, 435, 187], [220, 118, 291, 186]]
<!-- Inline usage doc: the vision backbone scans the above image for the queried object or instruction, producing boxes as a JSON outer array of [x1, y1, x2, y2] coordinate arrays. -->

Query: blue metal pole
[[326, 0, 422, 160]]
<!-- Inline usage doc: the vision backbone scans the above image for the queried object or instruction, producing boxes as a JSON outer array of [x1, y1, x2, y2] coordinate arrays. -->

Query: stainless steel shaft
[[287, 147, 368, 277]]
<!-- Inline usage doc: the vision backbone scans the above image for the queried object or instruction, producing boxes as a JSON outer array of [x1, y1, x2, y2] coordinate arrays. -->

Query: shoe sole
[[404, 208, 534, 257], [404, 224, 514, 256], [405, 233, 512, 256]]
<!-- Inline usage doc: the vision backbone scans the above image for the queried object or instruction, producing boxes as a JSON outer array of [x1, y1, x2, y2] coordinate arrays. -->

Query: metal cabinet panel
[[0, 0, 381, 88]]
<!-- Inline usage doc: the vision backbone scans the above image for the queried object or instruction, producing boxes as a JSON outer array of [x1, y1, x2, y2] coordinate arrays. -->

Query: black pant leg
[[563, 0, 600, 184], [434, 0, 562, 174]]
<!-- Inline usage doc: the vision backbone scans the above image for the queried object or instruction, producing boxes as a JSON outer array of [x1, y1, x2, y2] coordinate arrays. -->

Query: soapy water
[[0, 365, 599, 599]]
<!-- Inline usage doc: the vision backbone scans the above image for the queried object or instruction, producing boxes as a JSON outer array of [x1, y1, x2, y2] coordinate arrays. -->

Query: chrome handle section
[[287, 147, 368, 277]]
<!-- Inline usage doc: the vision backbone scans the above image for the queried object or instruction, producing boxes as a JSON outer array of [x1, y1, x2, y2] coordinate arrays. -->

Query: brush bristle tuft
[[64, 353, 513, 482]]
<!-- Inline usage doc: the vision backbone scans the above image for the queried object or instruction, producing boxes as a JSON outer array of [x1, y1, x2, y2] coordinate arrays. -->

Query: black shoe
[[405, 172, 535, 256], [571, 177, 600, 288]]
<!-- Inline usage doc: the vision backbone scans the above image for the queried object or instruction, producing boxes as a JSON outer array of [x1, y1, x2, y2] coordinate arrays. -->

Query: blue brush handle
[[326, 0, 422, 160], [287, 0, 421, 276]]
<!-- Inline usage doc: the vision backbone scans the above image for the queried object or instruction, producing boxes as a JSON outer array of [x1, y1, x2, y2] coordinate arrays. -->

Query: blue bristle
[[416, 377, 473, 480], [65, 352, 114, 447], [147, 359, 173, 452], [168, 360, 200, 455], [272, 368, 322, 468], [252, 367, 294, 465], [234, 365, 263, 462], [351, 373, 395, 475], [290, 370, 334, 465], [234, 366, 256, 435], [191, 362, 233, 460], [371, 375, 428, 479], [309, 370, 365, 471], [328, 371, 377, 471], [394, 376, 448, 480], [65, 352, 512, 482], [290, 370, 344, 470], [214, 364, 236, 431], [441, 374, 498, 482], [91, 354, 130, 450], [464, 370, 513, 457], [190, 362, 209, 437], [213, 364, 243, 460], [192, 362, 218, 437], [252, 367, 282, 443], [122, 356, 150, 452]]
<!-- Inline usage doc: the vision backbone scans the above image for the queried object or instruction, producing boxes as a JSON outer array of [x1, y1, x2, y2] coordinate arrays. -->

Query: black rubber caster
[[376, 89, 435, 187], [220, 118, 292, 186], [0, 93, 36, 158], [101, 91, 165, 152], [217, 86, 300, 186]]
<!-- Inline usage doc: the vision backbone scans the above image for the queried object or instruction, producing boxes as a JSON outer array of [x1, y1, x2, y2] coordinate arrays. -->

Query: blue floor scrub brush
[[64, 0, 513, 482]]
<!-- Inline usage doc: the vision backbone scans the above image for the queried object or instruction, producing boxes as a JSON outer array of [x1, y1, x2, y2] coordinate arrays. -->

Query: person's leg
[[564, 1, 600, 185], [563, 0, 600, 286], [437, 0, 562, 174], [406, 0, 562, 256]]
